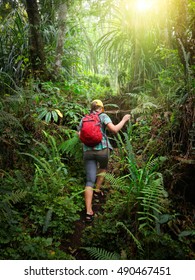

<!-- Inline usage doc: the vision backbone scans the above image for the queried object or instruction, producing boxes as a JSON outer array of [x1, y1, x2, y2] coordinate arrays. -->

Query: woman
[[79, 99, 131, 222]]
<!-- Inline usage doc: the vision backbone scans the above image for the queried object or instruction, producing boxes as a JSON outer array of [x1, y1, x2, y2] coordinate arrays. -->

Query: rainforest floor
[[61, 189, 108, 259]]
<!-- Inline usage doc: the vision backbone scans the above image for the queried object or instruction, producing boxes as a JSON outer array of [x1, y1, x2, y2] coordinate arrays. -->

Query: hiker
[[79, 99, 131, 222]]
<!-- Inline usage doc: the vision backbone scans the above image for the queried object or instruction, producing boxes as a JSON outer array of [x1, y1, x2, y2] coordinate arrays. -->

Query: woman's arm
[[106, 114, 131, 134]]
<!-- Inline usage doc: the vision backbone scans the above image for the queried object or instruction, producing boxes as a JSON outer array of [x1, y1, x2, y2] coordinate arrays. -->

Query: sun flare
[[135, 0, 154, 12]]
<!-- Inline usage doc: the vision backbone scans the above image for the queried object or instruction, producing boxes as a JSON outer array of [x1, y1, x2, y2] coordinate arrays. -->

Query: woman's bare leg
[[84, 186, 94, 214]]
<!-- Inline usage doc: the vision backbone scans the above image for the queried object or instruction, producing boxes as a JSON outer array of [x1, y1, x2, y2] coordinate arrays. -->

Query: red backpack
[[79, 113, 103, 147]]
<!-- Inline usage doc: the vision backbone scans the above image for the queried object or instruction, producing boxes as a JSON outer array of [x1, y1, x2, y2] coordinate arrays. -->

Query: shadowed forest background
[[0, 0, 194, 260]]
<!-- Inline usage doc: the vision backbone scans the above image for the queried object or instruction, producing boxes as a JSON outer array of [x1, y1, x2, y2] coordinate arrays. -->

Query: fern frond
[[59, 133, 82, 159], [145, 156, 167, 173], [104, 173, 129, 191], [82, 247, 120, 260], [137, 172, 167, 229], [3, 189, 27, 205], [116, 222, 143, 253]]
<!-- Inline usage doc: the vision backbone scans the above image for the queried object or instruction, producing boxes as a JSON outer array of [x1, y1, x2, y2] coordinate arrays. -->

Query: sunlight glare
[[135, 0, 154, 12]]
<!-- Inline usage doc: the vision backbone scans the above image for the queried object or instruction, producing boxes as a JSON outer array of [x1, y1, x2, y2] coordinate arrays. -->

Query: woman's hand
[[122, 114, 131, 122], [107, 114, 131, 133]]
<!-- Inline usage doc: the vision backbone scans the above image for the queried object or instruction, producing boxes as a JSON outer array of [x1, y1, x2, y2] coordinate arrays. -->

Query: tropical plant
[[59, 131, 83, 161], [0, 179, 27, 225], [0, 109, 30, 169], [21, 131, 83, 237], [0, 9, 29, 87], [105, 130, 168, 231], [37, 106, 63, 123], [94, 0, 171, 89], [127, 92, 159, 116], [0, 168, 28, 254]]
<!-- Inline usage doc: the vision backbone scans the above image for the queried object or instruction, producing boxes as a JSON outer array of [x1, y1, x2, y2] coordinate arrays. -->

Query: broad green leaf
[[178, 230, 195, 237], [52, 110, 58, 122], [38, 109, 48, 120], [45, 112, 51, 123]]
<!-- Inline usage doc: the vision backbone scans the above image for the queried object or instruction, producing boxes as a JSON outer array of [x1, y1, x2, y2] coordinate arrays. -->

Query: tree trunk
[[25, 0, 47, 79]]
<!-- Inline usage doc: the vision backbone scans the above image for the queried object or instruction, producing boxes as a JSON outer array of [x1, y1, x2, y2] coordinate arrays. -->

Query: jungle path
[[61, 190, 108, 259]]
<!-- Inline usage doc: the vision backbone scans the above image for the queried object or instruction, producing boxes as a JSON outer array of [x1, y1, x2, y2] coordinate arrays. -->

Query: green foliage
[[0, 0, 194, 261], [63, 77, 113, 102], [108, 131, 169, 231], [0, 127, 84, 259], [0, 175, 27, 227], [31, 81, 88, 128], [137, 171, 167, 230], [105, 159, 168, 231], [82, 247, 120, 260], [61, 102, 87, 129], [116, 222, 143, 254], [0, 109, 31, 168], [21, 131, 82, 237], [127, 92, 159, 116], [37, 107, 63, 123], [179, 230, 195, 238], [33, 83, 64, 124], [94, 1, 168, 88], [0, 169, 29, 254], [0, 9, 29, 88], [142, 232, 191, 260], [59, 131, 83, 161], [0, 110, 23, 148], [0, 233, 74, 260]]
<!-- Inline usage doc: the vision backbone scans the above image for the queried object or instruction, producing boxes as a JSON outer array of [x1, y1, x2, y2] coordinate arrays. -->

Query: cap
[[91, 99, 104, 111]]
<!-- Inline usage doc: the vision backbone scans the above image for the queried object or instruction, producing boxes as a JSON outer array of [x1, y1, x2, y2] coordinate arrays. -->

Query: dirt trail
[[61, 192, 107, 259]]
